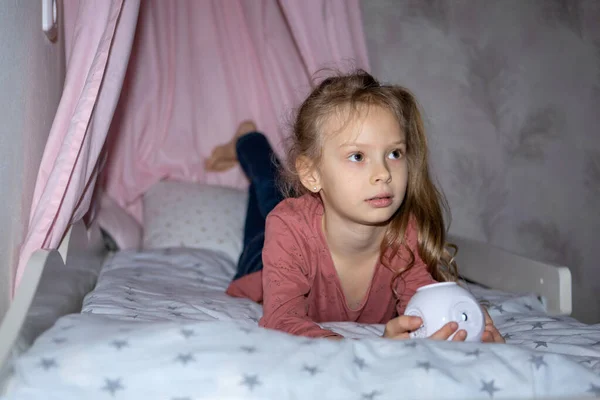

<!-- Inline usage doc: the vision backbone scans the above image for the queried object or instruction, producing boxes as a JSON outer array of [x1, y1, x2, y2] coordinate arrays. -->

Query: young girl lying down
[[205, 70, 503, 343]]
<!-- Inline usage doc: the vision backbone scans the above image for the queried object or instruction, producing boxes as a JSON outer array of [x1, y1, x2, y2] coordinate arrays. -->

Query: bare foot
[[205, 120, 257, 172], [235, 120, 257, 138]]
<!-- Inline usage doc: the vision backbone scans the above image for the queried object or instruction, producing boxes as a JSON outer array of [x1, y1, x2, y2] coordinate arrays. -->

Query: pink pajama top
[[226, 194, 436, 338]]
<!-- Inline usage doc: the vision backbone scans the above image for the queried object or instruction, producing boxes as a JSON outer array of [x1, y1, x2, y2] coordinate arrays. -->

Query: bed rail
[[0, 220, 106, 393], [449, 234, 572, 316]]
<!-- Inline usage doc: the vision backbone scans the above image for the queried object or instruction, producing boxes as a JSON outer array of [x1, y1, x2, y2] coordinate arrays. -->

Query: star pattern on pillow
[[142, 182, 247, 264]]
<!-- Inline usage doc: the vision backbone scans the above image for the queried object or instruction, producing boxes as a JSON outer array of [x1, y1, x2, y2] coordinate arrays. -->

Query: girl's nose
[[370, 160, 392, 184]]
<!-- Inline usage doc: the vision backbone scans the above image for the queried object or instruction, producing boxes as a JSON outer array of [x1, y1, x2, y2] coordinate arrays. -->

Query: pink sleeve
[[259, 214, 342, 338], [395, 221, 437, 315]]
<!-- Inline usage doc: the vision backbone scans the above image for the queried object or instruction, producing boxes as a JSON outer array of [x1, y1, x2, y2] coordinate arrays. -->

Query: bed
[[1, 182, 599, 400]]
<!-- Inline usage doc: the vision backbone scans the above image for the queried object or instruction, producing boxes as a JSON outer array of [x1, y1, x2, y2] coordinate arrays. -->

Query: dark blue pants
[[233, 132, 284, 281]]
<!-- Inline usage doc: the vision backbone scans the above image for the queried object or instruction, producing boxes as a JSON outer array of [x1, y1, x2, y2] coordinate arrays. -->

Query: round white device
[[403, 282, 485, 342]]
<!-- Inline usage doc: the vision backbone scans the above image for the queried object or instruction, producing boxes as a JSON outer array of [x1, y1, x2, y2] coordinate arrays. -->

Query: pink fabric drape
[[15, 0, 369, 291], [14, 0, 140, 290], [278, 0, 371, 75], [103, 0, 370, 221]]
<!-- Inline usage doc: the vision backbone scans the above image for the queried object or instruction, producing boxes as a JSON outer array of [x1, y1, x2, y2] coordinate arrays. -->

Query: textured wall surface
[[361, 0, 600, 322], [0, 1, 65, 320]]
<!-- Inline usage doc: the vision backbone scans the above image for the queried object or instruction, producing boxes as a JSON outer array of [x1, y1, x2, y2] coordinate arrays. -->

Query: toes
[[236, 120, 257, 137]]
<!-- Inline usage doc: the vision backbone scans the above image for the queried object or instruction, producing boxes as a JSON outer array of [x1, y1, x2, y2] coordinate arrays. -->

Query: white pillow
[[142, 181, 248, 263]]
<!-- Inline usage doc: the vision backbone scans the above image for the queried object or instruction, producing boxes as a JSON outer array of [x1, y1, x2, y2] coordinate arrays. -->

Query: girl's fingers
[[488, 326, 505, 343], [383, 316, 422, 338], [392, 316, 423, 335], [482, 307, 494, 325], [481, 330, 494, 343], [452, 329, 467, 341], [482, 325, 505, 343], [429, 322, 459, 340]]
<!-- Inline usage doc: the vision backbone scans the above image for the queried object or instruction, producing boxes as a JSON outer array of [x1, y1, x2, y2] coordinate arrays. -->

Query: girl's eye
[[348, 153, 364, 162], [388, 149, 404, 160]]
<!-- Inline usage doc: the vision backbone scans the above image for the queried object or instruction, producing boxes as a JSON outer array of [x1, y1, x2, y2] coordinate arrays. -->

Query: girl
[[205, 70, 503, 343]]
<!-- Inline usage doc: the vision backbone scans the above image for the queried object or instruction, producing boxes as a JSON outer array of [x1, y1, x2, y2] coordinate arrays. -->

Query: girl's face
[[313, 105, 408, 227]]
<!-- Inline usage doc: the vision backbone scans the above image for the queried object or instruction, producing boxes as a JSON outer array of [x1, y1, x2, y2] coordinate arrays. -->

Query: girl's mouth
[[366, 195, 393, 208]]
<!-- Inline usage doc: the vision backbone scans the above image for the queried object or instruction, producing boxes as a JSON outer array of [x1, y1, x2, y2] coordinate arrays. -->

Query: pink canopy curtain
[[278, 0, 370, 75], [14, 0, 140, 290], [103, 0, 370, 221]]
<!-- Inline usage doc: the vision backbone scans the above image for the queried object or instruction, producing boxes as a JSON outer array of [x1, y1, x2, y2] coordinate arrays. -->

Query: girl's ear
[[296, 155, 321, 193]]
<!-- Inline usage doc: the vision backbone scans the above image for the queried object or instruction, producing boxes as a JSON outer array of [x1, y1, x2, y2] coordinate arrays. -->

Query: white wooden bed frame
[[0, 220, 105, 393], [0, 220, 573, 396]]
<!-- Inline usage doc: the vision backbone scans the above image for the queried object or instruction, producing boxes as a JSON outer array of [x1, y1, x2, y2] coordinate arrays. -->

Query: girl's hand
[[481, 307, 505, 343], [383, 316, 467, 341], [383, 315, 422, 339]]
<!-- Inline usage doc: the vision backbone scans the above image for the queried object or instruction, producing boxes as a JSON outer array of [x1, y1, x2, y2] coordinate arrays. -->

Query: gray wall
[[0, 1, 65, 320], [361, 0, 600, 323]]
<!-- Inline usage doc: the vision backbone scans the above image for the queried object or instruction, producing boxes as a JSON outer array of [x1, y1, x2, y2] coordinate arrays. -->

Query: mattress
[[3, 248, 600, 400]]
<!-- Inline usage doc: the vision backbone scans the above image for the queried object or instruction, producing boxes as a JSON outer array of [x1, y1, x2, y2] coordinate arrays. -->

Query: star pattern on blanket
[[302, 365, 320, 375], [38, 358, 57, 370], [503, 333, 514, 340], [492, 305, 505, 313], [588, 384, 600, 397], [362, 389, 382, 399], [531, 322, 546, 329], [466, 349, 482, 358], [529, 355, 547, 370], [241, 374, 261, 391], [416, 361, 433, 372], [175, 353, 195, 365], [111, 340, 129, 350], [180, 328, 194, 338], [354, 356, 367, 370], [241, 346, 257, 353], [480, 380, 500, 398], [102, 378, 124, 396], [51, 251, 600, 400]]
